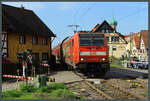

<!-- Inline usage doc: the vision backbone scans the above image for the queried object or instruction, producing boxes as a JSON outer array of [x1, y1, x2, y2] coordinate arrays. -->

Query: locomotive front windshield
[[79, 34, 105, 46]]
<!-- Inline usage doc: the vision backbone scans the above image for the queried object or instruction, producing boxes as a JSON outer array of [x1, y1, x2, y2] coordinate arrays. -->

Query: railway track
[[73, 71, 145, 100]]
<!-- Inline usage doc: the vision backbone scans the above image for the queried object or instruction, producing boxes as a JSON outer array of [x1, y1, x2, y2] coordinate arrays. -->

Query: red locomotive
[[52, 32, 110, 76]]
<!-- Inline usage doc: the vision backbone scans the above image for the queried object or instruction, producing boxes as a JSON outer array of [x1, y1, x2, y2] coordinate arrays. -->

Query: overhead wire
[[79, 3, 96, 19], [77, 2, 96, 31], [72, 3, 147, 32], [72, 3, 85, 25], [118, 7, 147, 21], [70, 3, 90, 33]]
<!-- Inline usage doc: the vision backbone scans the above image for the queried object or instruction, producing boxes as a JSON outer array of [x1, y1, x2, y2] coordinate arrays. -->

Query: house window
[[115, 37, 119, 42], [19, 35, 26, 44], [32, 53, 39, 61], [106, 30, 109, 33], [42, 53, 49, 60], [42, 37, 48, 45], [108, 30, 113, 33], [32, 36, 38, 45], [106, 37, 109, 42], [111, 36, 119, 42], [140, 49, 142, 53], [112, 46, 116, 51], [111, 37, 115, 42], [133, 49, 136, 53], [102, 29, 105, 33]]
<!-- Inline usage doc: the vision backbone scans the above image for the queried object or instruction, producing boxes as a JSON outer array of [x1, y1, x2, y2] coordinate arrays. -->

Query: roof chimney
[[21, 4, 24, 9]]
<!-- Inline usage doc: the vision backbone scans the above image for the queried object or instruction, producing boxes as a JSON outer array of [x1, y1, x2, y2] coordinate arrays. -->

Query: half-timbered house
[[92, 17, 127, 58]]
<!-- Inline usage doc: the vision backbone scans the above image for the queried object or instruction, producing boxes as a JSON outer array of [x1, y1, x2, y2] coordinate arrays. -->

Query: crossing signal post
[[17, 49, 32, 84]]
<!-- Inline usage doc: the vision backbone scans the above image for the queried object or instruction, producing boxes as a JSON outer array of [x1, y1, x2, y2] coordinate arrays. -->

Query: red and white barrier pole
[[22, 61, 27, 77], [3, 75, 34, 80]]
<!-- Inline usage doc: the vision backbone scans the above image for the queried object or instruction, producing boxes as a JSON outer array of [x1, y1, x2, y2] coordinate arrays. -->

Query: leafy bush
[[2, 90, 22, 98], [110, 64, 124, 68], [19, 83, 37, 93], [39, 83, 66, 93], [50, 89, 76, 99]]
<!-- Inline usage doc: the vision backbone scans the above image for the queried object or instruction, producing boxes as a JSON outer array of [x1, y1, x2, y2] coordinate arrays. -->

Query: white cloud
[[2, 2, 45, 12]]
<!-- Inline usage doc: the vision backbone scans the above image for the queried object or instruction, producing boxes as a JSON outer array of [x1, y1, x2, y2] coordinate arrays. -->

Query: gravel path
[[2, 80, 35, 91]]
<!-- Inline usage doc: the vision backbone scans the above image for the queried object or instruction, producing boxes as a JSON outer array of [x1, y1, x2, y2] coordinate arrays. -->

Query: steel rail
[[84, 80, 113, 100], [108, 83, 145, 100], [73, 71, 145, 100], [73, 71, 113, 99]]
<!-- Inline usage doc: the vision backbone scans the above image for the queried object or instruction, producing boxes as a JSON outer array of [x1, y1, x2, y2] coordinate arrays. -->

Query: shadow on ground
[[95, 67, 148, 80]]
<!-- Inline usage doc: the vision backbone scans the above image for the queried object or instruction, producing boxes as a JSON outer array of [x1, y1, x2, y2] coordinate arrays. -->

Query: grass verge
[[110, 64, 124, 68], [2, 83, 79, 100]]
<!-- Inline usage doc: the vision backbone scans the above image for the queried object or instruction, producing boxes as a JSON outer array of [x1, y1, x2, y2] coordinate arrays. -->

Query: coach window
[[19, 35, 26, 44], [72, 39, 74, 46]]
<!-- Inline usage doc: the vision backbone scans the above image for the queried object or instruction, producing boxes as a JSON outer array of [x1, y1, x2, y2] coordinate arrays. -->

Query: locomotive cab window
[[79, 34, 104, 46]]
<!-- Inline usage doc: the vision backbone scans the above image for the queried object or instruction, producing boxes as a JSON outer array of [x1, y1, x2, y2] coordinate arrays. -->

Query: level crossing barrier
[[3, 75, 34, 80]]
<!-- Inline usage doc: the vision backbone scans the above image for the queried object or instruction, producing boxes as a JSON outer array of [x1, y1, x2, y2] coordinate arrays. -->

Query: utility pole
[[67, 25, 80, 33], [129, 32, 133, 64]]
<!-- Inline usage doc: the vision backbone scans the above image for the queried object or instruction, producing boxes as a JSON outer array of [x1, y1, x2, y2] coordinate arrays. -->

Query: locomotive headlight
[[80, 58, 84, 61], [101, 58, 105, 61]]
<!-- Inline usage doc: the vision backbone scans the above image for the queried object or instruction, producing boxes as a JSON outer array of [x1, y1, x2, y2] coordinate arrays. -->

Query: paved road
[[105, 67, 148, 79], [122, 67, 148, 74]]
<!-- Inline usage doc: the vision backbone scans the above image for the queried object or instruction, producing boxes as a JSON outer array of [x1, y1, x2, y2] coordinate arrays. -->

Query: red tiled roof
[[124, 33, 137, 38], [134, 33, 141, 49], [141, 30, 148, 49]]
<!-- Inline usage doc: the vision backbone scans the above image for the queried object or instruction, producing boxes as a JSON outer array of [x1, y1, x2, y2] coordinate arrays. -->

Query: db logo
[[90, 52, 96, 55]]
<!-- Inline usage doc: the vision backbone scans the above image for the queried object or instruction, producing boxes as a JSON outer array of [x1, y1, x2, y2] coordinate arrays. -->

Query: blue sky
[[2, 2, 148, 47]]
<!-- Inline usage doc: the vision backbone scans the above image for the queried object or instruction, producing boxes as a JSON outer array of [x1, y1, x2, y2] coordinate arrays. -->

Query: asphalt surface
[[104, 67, 148, 79]]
